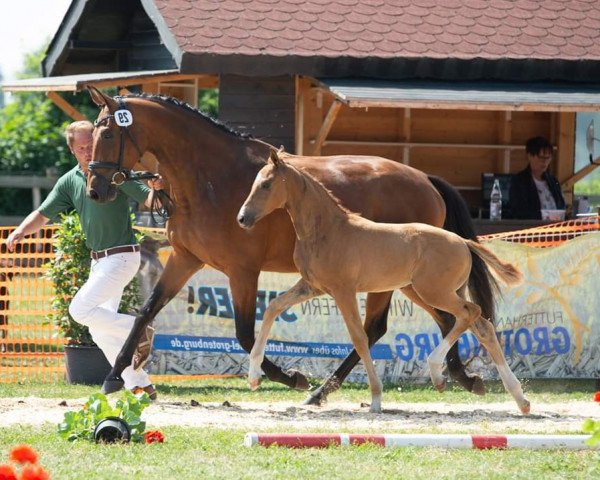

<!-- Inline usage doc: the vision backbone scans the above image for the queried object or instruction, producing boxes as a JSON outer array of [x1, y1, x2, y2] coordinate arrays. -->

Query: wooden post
[[498, 111, 512, 173], [402, 108, 411, 165], [556, 112, 576, 205], [295, 77, 304, 156], [312, 100, 341, 156], [46, 92, 87, 121]]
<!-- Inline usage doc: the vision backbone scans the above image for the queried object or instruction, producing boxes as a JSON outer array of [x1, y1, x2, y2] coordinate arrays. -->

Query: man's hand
[[4, 211, 50, 252], [148, 175, 164, 191], [6, 229, 25, 252]]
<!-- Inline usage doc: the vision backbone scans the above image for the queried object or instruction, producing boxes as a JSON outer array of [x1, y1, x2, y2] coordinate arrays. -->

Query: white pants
[[69, 250, 151, 390]]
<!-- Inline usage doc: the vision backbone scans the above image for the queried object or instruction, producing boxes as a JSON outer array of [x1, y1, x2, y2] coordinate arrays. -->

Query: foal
[[238, 151, 530, 414]]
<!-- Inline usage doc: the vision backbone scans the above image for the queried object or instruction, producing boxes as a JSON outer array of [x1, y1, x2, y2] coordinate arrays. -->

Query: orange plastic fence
[[0, 226, 60, 383], [1, 218, 598, 383], [480, 215, 600, 247]]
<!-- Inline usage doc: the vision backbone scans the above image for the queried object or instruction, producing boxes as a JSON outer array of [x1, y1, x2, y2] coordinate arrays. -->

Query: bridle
[[90, 96, 174, 224], [90, 97, 145, 186]]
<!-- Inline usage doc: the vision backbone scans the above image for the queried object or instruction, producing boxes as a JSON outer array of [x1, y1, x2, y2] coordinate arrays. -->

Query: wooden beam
[[402, 108, 411, 165], [345, 99, 600, 112], [295, 76, 304, 155], [560, 159, 600, 190], [0, 176, 56, 189], [497, 111, 512, 173], [312, 100, 342, 155], [46, 91, 87, 121]]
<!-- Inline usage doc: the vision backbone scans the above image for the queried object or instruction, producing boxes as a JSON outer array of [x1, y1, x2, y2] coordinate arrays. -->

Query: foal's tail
[[466, 240, 523, 286], [427, 175, 500, 321]]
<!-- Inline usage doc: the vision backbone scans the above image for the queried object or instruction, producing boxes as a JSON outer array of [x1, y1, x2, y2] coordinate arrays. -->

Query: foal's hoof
[[471, 376, 486, 396], [519, 399, 531, 415], [289, 370, 310, 391], [101, 377, 124, 395], [434, 379, 446, 393], [248, 377, 262, 391]]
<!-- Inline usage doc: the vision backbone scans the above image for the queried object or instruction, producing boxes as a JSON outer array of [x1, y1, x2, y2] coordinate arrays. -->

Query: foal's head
[[237, 150, 288, 229]]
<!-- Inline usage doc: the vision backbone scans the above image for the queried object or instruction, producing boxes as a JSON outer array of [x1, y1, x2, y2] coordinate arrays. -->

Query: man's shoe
[[131, 384, 158, 401], [132, 325, 155, 371]]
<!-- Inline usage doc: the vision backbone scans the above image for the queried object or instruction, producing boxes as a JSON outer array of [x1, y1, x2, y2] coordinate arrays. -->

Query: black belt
[[91, 244, 140, 260]]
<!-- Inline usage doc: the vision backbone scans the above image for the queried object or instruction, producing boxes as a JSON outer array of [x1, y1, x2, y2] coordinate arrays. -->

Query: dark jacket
[[508, 165, 566, 219]]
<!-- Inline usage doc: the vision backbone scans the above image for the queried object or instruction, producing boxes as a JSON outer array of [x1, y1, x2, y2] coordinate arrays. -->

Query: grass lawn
[[0, 378, 598, 479]]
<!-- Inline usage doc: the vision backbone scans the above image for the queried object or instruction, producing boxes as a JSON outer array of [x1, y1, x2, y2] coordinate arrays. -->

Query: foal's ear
[[269, 149, 283, 168], [87, 86, 117, 110]]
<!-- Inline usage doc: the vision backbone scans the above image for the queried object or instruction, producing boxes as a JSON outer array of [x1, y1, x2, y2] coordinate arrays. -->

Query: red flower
[[18, 464, 49, 480], [0, 464, 18, 480], [144, 430, 165, 444], [594, 391, 600, 402], [8, 446, 37, 465]]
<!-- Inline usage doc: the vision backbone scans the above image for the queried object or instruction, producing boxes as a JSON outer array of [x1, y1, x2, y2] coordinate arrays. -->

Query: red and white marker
[[244, 433, 595, 450]]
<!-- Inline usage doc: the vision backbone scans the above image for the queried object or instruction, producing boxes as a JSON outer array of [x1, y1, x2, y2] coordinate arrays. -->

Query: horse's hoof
[[101, 377, 124, 395], [303, 391, 325, 406], [434, 378, 446, 393], [248, 377, 262, 391], [289, 370, 310, 391], [519, 399, 531, 415], [471, 376, 486, 396]]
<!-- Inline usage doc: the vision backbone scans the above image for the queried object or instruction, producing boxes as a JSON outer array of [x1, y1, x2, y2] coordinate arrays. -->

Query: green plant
[[582, 392, 600, 449], [58, 391, 151, 442], [45, 212, 142, 346]]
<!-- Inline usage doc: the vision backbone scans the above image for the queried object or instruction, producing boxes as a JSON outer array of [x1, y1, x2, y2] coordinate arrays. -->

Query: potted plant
[[46, 212, 142, 384]]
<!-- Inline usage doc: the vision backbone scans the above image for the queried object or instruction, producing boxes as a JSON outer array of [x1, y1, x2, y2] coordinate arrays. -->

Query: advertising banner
[[144, 232, 600, 383]]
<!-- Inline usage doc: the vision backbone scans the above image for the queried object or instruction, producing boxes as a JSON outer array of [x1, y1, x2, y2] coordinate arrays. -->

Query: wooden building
[[4, 0, 600, 219]]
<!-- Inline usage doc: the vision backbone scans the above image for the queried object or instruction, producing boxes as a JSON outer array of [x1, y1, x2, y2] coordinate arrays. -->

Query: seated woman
[[508, 136, 566, 219]]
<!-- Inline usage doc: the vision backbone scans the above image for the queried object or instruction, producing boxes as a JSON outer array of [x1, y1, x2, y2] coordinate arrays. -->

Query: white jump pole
[[244, 433, 596, 450]]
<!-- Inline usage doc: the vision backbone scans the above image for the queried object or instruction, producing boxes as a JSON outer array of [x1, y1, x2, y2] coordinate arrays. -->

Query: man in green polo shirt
[[6, 120, 163, 399]]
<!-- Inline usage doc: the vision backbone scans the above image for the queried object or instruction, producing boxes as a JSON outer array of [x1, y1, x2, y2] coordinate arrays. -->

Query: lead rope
[[130, 170, 175, 226]]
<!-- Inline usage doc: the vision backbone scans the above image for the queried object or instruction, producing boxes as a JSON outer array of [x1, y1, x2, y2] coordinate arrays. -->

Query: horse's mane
[[288, 163, 361, 218], [120, 93, 253, 139]]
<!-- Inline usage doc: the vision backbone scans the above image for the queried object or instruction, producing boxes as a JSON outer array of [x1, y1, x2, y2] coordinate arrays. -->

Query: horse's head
[[237, 150, 288, 229], [87, 86, 143, 203]]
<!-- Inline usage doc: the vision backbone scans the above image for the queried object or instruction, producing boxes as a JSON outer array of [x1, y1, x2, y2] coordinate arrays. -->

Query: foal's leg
[[333, 289, 383, 413], [415, 285, 481, 392], [470, 317, 530, 414], [248, 279, 321, 389], [304, 291, 392, 406], [229, 270, 310, 390], [401, 286, 485, 395]]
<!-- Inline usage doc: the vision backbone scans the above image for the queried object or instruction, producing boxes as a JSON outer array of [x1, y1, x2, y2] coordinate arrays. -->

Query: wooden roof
[[43, 0, 600, 82]]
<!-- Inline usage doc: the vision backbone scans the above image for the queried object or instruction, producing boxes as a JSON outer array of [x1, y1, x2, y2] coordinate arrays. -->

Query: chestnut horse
[[86, 87, 496, 401], [238, 152, 530, 414]]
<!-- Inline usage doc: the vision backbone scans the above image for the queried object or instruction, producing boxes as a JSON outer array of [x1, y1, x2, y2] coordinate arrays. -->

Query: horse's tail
[[466, 240, 523, 286], [427, 175, 500, 321]]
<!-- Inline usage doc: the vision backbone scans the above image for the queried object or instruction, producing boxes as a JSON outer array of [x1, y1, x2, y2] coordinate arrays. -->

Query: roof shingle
[[154, 0, 600, 61]]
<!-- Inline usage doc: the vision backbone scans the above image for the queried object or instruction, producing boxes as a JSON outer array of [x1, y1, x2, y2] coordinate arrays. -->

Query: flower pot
[[94, 416, 131, 443], [64, 344, 111, 385]]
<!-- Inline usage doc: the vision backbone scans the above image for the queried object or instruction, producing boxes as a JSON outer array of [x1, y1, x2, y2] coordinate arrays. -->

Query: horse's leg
[[248, 278, 321, 389], [102, 250, 203, 394], [229, 270, 310, 390], [470, 316, 530, 414], [400, 286, 485, 395], [304, 291, 392, 406], [415, 286, 481, 392], [333, 289, 383, 413]]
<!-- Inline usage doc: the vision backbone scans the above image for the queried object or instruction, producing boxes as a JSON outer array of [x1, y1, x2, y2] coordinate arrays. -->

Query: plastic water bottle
[[490, 179, 502, 221]]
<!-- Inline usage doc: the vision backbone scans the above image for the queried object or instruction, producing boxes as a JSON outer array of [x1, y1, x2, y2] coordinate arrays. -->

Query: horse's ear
[[87, 86, 116, 110], [269, 150, 281, 168]]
